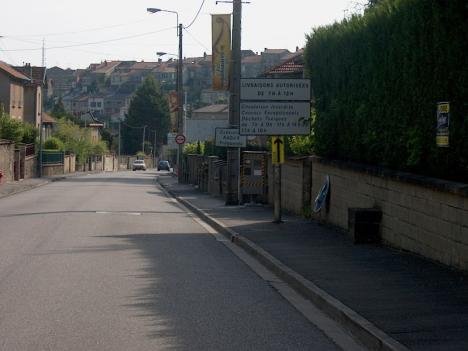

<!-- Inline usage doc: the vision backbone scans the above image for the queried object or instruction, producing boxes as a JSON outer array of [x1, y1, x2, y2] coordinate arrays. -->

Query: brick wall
[[311, 157, 468, 271]]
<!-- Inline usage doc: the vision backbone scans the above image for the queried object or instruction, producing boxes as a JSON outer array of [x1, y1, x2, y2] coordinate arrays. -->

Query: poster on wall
[[436, 102, 450, 147], [211, 14, 231, 91]]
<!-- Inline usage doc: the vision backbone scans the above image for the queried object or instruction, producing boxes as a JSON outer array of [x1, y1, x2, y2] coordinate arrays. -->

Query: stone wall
[[24, 156, 37, 179], [311, 157, 468, 271], [0, 140, 14, 182]]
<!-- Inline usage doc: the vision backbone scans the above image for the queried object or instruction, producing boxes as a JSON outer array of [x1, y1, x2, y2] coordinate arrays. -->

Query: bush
[[44, 137, 64, 150], [305, 0, 468, 182]]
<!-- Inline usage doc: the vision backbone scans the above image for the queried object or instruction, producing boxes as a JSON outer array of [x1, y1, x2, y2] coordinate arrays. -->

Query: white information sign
[[241, 78, 311, 101], [240, 102, 310, 136], [215, 128, 247, 147], [167, 132, 177, 150]]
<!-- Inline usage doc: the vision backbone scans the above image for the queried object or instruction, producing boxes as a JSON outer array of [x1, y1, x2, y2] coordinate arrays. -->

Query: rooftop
[[0, 61, 30, 81], [192, 104, 229, 114]]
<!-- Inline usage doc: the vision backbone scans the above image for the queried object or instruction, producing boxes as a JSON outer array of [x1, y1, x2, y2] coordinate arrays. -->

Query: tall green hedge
[[305, 0, 468, 182]]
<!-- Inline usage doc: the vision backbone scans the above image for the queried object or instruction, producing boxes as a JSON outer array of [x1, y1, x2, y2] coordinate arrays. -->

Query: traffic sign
[[271, 136, 284, 164], [241, 78, 311, 101], [240, 101, 310, 135], [175, 134, 186, 145], [215, 128, 247, 147]]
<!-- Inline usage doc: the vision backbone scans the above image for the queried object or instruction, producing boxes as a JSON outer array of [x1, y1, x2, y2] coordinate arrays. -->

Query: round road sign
[[175, 134, 186, 145]]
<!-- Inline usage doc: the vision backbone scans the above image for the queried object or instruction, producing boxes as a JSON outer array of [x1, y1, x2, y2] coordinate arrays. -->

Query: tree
[[122, 77, 170, 154], [50, 97, 67, 118]]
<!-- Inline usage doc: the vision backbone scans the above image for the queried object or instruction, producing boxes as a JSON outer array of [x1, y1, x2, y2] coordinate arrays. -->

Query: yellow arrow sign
[[272, 136, 284, 164]]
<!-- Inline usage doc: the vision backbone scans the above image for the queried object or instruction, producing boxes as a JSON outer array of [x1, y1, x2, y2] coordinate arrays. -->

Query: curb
[[158, 178, 411, 351]]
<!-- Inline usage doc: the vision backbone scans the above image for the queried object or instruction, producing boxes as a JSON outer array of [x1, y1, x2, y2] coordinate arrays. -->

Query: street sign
[[175, 134, 186, 145], [271, 136, 284, 164], [215, 128, 247, 147], [240, 101, 310, 135], [167, 132, 178, 150], [241, 78, 311, 101]]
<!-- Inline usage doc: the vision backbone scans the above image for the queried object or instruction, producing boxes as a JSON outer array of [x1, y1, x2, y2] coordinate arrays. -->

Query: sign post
[[271, 136, 284, 223], [240, 78, 311, 223]]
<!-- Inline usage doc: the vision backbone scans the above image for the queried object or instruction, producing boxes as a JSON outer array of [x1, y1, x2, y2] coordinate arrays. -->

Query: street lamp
[[147, 7, 183, 182]]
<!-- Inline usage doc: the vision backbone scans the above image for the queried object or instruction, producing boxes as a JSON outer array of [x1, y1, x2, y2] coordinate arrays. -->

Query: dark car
[[157, 160, 171, 171]]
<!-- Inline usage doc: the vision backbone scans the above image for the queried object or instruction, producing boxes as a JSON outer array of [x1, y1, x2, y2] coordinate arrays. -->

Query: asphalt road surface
[[0, 171, 340, 351]]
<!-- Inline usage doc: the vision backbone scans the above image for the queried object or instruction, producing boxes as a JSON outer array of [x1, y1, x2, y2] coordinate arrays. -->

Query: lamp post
[[147, 8, 183, 182]]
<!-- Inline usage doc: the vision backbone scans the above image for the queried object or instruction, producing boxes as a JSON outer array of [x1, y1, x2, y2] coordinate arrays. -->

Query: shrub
[[305, 0, 468, 182], [44, 137, 64, 150]]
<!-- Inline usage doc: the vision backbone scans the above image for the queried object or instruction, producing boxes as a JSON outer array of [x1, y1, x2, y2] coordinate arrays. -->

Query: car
[[132, 159, 146, 171], [157, 160, 171, 171]]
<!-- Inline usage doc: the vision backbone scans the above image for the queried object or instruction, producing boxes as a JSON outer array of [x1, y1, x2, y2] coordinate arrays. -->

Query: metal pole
[[153, 129, 157, 168], [177, 23, 184, 182], [142, 125, 146, 154], [38, 111, 43, 178], [226, 0, 242, 205], [273, 164, 282, 223], [118, 120, 121, 169]]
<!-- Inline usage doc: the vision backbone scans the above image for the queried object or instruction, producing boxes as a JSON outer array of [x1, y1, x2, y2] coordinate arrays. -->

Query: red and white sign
[[175, 134, 186, 145]]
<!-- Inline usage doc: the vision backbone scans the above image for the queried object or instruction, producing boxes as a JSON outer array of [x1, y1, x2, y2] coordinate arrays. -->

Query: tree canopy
[[122, 77, 170, 155]]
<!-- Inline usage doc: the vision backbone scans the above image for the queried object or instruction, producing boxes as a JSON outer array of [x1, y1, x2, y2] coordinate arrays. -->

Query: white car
[[132, 159, 146, 171]]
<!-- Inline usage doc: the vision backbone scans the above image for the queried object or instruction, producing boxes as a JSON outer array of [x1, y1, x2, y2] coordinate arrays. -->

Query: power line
[[185, 0, 206, 29], [4, 17, 153, 38], [2, 27, 174, 52], [183, 28, 210, 51]]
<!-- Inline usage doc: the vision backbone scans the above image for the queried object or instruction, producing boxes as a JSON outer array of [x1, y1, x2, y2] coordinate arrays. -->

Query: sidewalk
[[158, 174, 468, 351], [0, 172, 93, 199], [0, 177, 49, 199]]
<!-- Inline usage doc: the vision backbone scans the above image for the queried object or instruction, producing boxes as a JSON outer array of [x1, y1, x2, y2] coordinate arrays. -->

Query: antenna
[[41, 38, 46, 67]]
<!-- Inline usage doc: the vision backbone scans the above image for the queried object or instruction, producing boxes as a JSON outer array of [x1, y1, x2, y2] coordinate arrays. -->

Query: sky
[[0, 0, 366, 69]]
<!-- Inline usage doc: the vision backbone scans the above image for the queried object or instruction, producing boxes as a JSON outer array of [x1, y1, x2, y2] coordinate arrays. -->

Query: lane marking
[[95, 211, 141, 216]]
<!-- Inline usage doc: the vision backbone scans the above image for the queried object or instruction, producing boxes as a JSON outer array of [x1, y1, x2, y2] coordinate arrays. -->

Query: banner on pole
[[211, 14, 231, 90]]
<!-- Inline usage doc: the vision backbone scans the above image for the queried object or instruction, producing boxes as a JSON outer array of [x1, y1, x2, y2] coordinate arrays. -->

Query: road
[[0, 171, 341, 351]]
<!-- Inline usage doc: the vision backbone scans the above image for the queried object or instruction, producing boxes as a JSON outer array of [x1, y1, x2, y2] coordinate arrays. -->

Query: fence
[[42, 150, 64, 165]]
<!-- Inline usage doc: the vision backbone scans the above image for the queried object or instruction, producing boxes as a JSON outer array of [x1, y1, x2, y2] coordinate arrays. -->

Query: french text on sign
[[240, 101, 311, 136], [241, 78, 311, 101], [215, 128, 247, 147]]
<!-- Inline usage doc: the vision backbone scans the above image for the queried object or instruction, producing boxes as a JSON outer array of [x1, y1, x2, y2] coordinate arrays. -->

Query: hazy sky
[[0, 0, 365, 69]]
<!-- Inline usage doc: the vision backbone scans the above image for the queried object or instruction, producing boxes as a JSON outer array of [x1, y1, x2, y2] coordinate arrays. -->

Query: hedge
[[305, 0, 467, 182]]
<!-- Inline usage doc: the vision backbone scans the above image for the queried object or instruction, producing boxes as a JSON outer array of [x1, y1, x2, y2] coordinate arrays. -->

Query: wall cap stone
[[311, 156, 468, 198]]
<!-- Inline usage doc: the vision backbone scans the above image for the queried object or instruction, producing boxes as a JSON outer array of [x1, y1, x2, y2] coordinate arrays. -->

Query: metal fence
[[41, 151, 64, 165]]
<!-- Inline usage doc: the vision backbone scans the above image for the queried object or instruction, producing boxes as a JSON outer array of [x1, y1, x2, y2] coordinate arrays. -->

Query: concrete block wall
[[311, 157, 468, 271], [266, 157, 312, 216]]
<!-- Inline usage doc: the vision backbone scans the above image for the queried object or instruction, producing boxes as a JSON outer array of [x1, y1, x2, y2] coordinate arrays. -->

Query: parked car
[[157, 160, 171, 171], [132, 159, 146, 171]]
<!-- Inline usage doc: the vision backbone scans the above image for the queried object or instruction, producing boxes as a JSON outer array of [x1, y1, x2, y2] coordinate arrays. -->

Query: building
[[47, 66, 76, 97], [14, 64, 47, 127], [185, 104, 229, 143], [261, 48, 305, 79], [0, 61, 30, 121]]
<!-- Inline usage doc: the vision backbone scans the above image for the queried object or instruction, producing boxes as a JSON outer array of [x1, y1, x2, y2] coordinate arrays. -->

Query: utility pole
[[226, 0, 242, 205], [177, 23, 184, 182]]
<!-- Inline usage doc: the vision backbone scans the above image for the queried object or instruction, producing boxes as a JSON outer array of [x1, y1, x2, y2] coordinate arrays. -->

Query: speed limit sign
[[175, 134, 186, 145]]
